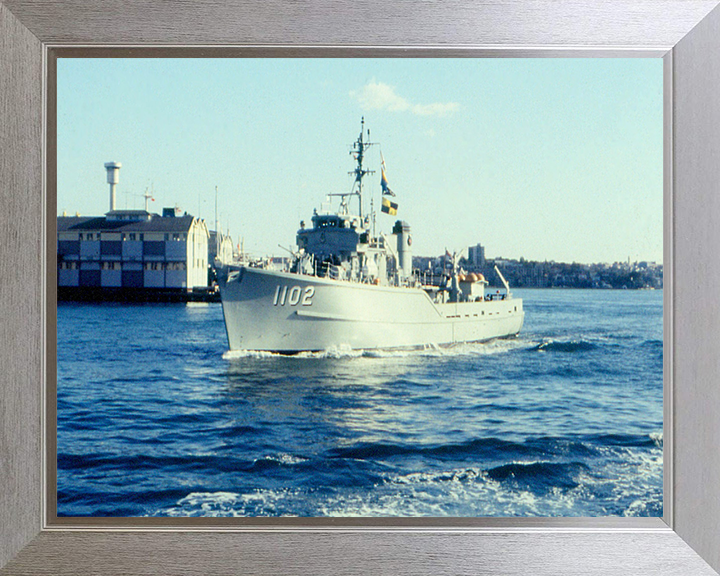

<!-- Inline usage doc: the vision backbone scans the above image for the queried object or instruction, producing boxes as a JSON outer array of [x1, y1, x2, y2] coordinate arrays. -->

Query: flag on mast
[[381, 196, 398, 215], [380, 151, 395, 196]]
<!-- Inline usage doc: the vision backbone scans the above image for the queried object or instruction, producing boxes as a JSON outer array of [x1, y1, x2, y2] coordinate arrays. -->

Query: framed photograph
[[52, 55, 664, 522], [2, 1, 720, 575]]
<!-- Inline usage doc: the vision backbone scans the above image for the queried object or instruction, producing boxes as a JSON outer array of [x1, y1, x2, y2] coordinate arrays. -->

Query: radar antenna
[[349, 117, 375, 218]]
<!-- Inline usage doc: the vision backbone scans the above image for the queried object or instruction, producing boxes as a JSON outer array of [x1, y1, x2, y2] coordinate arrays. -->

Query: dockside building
[[209, 230, 234, 266], [57, 207, 211, 301]]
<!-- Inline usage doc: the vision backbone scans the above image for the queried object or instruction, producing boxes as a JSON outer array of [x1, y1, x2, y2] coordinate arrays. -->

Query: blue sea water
[[56, 288, 663, 517]]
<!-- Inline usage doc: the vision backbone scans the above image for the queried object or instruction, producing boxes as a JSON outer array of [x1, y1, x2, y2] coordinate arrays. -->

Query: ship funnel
[[393, 220, 412, 280], [104, 162, 121, 211]]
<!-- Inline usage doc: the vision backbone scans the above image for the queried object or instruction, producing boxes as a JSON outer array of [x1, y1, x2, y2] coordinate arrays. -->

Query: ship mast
[[349, 117, 375, 219]]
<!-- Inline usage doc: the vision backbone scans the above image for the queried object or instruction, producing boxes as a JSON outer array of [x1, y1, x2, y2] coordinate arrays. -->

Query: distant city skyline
[[57, 58, 663, 264]]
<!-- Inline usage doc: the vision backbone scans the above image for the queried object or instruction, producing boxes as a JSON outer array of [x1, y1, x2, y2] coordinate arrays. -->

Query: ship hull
[[218, 266, 524, 353]]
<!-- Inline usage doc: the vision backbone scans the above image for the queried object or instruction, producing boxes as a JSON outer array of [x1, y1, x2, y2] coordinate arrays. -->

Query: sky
[[57, 58, 663, 264]]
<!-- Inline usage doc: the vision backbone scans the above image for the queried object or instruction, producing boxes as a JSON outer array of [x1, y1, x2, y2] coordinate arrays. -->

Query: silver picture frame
[[2, 1, 720, 574]]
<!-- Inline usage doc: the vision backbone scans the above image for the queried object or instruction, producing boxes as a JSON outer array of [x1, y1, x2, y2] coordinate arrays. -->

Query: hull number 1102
[[273, 285, 315, 306]]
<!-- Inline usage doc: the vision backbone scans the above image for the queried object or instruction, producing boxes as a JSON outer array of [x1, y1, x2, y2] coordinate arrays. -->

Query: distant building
[[209, 230, 234, 266], [57, 208, 210, 299], [468, 243, 486, 269], [268, 256, 291, 271]]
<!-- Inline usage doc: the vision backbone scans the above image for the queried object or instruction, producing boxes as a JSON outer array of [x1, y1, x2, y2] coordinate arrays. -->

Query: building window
[[129, 233, 136, 241]]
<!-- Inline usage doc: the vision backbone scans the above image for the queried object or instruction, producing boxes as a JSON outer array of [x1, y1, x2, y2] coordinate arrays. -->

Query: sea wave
[[532, 338, 598, 353], [326, 434, 660, 463], [484, 461, 590, 491], [149, 441, 662, 517]]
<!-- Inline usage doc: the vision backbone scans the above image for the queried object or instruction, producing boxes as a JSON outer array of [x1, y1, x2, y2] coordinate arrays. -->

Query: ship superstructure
[[218, 119, 524, 352]]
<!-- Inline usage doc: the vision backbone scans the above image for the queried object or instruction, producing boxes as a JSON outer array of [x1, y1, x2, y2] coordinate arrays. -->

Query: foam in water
[[649, 431, 663, 448], [156, 490, 301, 517], [254, 453, 308, 466], [151, 439, 662, 518], [221, 338, 532, 362], [222, 349, 279, 360]]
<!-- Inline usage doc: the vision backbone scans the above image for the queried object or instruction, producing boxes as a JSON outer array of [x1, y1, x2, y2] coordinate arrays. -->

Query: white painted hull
[[218, 266, 524, 352]]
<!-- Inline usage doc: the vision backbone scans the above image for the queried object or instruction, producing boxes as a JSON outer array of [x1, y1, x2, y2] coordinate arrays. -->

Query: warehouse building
[[57, 162, 217, 301], [57, 206, 211, 301]]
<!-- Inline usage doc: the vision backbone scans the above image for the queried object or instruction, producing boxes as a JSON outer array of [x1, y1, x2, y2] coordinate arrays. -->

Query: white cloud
[[351, 80, 459, 117]]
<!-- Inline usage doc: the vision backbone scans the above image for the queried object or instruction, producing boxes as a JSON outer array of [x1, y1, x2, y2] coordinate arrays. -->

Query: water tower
[[104, 162, 121, 211]]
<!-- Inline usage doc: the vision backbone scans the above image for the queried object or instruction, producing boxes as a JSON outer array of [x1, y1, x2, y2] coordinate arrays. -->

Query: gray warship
[[218, 119, 524, 353]]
